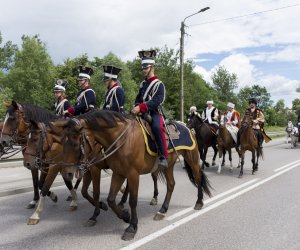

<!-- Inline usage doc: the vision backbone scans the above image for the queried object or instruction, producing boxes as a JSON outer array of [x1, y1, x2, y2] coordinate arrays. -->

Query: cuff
[[139, 103, 148, 113], [68, 107, 75, 115]]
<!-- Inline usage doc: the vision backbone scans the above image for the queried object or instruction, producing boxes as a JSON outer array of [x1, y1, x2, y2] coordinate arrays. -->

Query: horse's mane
[[19, 103, 57, 123], [78, 110, 127, 129]]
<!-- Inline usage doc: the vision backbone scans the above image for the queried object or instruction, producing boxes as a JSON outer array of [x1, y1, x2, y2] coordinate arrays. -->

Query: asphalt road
[[0, 138, 299, 250]]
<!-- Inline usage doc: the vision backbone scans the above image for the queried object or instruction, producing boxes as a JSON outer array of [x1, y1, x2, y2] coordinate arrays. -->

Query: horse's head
[[218, 112, 228, 128], [241, 111, 253, 128], [187, 112, 203, 130], [1, 101, 28, 147], [286, 122, 294, 133], [23, 121, 56, 170]]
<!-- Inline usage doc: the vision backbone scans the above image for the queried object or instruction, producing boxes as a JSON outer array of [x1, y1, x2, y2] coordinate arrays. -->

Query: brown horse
[[238, 112, 263, 177], [217, 113, 240, 174], [0, 101, 79, 208], [187, 112, 218, 169], [53, 111, 212, 241]]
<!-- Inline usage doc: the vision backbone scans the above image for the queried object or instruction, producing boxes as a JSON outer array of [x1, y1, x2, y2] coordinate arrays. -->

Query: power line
[[189, 3, 300, 27]]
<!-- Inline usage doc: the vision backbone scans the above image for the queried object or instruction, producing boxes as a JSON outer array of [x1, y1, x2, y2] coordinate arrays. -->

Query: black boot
[[158, 156, 168, 170]]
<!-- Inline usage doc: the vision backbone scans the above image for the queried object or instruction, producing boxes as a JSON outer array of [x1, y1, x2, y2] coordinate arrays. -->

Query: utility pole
[[179, 7, 210, 122]]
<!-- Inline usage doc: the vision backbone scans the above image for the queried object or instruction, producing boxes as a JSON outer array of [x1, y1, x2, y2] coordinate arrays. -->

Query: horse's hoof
[[50, 192, 58, 203], [118, 202, 124, 209], [221, 163, 225, 167], [122, 209, 130, 223], [66, 195, 72, 201], [150, 198, 158, 206], [100, 201, 108, 211], [237, 165, 241, 168], [121, 226, 137, 241], [69, 206, 77, 211], [83, 219, 97, 227], [27, 218, 39, 225], [26, 203, 36, 209], [217, 170, 221, 174], [238, 174, 243, 178], [194, 203, 203, 210], [153, 212, 166, 221]]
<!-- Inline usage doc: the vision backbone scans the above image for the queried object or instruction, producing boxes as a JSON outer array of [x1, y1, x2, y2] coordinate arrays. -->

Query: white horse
[[285, 121, 294, 144], [290, 126, 299, 148]]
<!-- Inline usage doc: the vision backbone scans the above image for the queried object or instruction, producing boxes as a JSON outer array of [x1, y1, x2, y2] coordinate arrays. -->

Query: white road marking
[[274, 159, 300, 172], [166, 178, 259, 221], [121, 163, 300, 250], [0, 161, 23, 165]]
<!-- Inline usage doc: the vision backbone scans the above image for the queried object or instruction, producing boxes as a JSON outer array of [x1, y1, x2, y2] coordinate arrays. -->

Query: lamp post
[[180, 7, 210, 122]]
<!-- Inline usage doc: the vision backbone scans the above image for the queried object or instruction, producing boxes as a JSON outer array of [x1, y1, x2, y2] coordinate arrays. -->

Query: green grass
[[264, 126, 285, 132]]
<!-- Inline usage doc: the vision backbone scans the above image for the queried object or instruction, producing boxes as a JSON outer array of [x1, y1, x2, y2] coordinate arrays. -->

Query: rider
[[102, 65, 125, 113], [237, 97, 265, 149], [225, 102, 241, 128], [131, 49, 168, 169], [187, 106, 197, 122], [53, 79, 70, 117], [63, 65, 96, 116], [201, 100, 219, 131]]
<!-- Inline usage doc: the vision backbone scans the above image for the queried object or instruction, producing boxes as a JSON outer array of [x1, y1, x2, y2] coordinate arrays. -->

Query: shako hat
[[54, 79, 68, 92], [77, 65, 94, 80], [102, 65, 122, 81], [138, 50, 156, 69]]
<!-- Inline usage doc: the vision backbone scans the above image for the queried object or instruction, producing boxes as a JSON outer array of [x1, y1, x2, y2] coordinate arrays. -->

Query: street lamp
[[180, 7, 210, 122]]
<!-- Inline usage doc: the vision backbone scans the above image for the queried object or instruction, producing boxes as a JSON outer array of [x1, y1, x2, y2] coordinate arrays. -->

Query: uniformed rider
[[131, 49, 168, 169], [102, 65, 125, 113], [64, 65, 96, 116], [53, 79, 70, 116]]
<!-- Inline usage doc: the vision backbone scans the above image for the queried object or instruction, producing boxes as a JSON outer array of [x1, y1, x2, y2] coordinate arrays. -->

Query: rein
[[78, 123, 131, 171]]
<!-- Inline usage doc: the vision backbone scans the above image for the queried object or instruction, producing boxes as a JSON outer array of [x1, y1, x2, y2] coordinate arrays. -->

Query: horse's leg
[[203, 146, 210, 167], [27, 168, 40, 209], [222, 148, 226, 166], [39, 168, 57, 203], [251, 150, 256, 175], [66, 176, 82, 201], [122, 172, 140, 241], [154, 162, 176, 221], [150, 172, 158, 205], [238, 150, 245, 178], [107, 173, 129, 223], [228, 149, 233, 171], [27, 166, 60, 225], [61, 174, 77, 211], [211, 142, 218, 166], [217, 147, 223, 174], [198, 145, 205, 169], [118, 180, 129, 209]]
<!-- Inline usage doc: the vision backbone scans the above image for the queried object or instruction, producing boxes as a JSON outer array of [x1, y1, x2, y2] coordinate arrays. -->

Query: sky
[[1, 0, 300, 108]]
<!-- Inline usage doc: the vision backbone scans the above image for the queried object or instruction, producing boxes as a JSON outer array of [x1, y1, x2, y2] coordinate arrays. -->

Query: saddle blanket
[[226, 124, 238, 143], [139, 120, 196, 156]]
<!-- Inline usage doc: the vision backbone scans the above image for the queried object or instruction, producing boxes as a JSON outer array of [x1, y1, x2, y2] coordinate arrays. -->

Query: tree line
[[0, 33, 299, 126]]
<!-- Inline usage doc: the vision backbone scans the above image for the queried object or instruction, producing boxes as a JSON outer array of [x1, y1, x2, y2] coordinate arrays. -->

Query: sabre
[[158, 106, 184, 169]]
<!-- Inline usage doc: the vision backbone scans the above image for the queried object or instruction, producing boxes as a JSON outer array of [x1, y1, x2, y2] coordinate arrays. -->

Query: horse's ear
[[12, 100, 18, 109], [29, 119, 39, 130]]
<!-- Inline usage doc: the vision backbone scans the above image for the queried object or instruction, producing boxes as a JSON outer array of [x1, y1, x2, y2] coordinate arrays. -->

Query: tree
[[211, 66, 238, 102], [0, 86, 14, 119], [274, 99, 286, 113], [0, 32, 18, 71], [5, 35, 55, 109]]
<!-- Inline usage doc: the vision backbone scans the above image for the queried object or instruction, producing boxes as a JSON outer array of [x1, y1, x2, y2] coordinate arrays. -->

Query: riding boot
[[158, 155, 168, 170]]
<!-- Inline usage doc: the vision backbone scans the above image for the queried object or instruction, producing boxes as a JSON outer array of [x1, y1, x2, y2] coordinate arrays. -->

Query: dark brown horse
[[217, 113, 240, 174], [53, 111, 212, 241], [187, 112, 218, 169], [0, 101, 79, 208], [238, 112, 263, 177]]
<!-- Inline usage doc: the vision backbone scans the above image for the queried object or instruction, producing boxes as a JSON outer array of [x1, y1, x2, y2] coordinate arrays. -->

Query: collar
[[146, 75, 158, 83]]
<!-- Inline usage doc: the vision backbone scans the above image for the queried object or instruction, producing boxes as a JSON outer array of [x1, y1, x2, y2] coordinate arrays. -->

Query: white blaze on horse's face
[[1, 113, 9, 137]]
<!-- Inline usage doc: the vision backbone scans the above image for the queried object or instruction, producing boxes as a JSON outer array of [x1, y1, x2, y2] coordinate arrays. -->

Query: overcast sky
[[1, 0, 300, 107]]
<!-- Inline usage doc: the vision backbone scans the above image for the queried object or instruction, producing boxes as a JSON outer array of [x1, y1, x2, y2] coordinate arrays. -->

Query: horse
[[187, 112, 218, 169], [290, 126, 299, 148], [0, 101, 80, 208], [51, 110, 212, 241], [217, 113, 240, 174], [285, 121, 294, 144], [237, 112, 263, 178]]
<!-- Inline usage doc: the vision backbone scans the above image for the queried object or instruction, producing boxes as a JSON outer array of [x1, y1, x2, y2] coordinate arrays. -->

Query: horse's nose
[[23, 161, 32, 169]]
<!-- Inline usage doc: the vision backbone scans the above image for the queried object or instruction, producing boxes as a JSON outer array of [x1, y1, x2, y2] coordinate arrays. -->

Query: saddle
[[136, 117, 195, 156]]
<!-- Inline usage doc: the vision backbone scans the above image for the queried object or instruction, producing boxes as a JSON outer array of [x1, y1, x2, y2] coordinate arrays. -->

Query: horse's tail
[[183, 160, 197, 187], [258, 147, 264, 160], [201, 170, 213, 197], [183, 160, 213, 197]]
